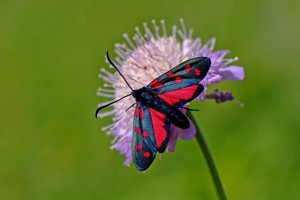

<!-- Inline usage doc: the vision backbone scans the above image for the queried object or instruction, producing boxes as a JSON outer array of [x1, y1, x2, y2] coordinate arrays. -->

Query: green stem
[[187, 112, 227, 200]]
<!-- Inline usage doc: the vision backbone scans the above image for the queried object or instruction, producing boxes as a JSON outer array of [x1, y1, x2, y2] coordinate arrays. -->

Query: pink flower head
[[97, 19, 244, 166]]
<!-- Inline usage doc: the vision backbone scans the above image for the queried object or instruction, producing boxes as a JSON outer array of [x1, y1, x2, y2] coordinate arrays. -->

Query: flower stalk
[[187, 111, 227, 200]]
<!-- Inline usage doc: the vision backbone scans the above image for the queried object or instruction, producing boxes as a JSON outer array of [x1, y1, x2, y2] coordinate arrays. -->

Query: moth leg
[[180, 107, 199, 112], [126, 103, 136, 112]]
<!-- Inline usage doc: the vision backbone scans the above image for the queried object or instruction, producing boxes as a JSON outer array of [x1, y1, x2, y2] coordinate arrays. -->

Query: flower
[[97, 19, 244, 166]]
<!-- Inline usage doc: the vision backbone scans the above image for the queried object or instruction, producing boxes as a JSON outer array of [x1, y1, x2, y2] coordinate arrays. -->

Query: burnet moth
[[96, 52, 211, 171]]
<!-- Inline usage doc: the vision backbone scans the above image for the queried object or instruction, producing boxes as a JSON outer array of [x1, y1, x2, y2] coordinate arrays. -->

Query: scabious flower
[[97, 19, 244, 166]]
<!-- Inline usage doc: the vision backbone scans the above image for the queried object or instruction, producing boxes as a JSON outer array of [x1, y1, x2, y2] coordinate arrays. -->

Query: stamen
[[209, 37, 216, 50], [98, 74, 115, 83], [123, 33, 136, 50], [97, 92, 115, 98], [101, 123, 115, 131], [133, 35, 142, 46], [179, 18, 187, 38], [193, 38, 201, 49], [143, 22, 154, 39], [115, 44, 127, 59], [128, 75, 146, 85], [97, 88, 115, 93], [151, 20, 160, 39], [112, 115, 121, 122], [177, 29, 185, 40], [135, 26, 143, 39], [103, 83, 113, 88], [160, 19, 167, 37], [172, 25, 177, 39], [128, 52, 140, 64], [97, 100, 114, 107], [223, 57, 239, 65], [122, 44, 132, 54], [97, 110, 116, 118], [115, 57, 123, 66], [146, 40, 161, 57], [100, 68, 114, 77]]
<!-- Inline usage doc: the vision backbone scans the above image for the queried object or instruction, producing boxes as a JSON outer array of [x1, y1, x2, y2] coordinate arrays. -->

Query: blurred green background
[[1, 0, 299, 199]]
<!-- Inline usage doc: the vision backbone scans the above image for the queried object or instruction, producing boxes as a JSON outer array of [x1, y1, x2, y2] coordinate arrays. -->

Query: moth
[[96, 52, 211, 171]]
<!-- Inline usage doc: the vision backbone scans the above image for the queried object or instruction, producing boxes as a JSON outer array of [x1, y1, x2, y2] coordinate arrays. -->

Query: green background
[[1, 0, 299, 199]]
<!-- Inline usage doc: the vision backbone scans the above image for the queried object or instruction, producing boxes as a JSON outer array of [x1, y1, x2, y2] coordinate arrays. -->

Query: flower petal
[[208, 74, 222, 84], [219, 66, 245, 81], [167, 125, 179, 152], [167, 118, 196, 152], [178, 118, 196, 140]]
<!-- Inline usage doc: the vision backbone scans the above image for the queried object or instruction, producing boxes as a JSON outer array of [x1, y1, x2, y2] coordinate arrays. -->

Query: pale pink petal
[[178, 118, 196, 140], [219, 66, 245, 81], [167, 125, 179, 152], [167, 118, 196, 152], [207, 74, 222, 84]]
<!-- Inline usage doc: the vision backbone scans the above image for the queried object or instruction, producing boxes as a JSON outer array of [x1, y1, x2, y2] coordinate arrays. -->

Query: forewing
[[132, 103, 171, 171], [148, 57, 211, 91], [148, 57, 211, 107], [132, 103, 156, 171]]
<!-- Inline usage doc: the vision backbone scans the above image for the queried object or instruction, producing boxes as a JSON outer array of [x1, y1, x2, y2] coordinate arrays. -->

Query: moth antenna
[[95, 93, 131, 117], [106, 51, 133, 91]]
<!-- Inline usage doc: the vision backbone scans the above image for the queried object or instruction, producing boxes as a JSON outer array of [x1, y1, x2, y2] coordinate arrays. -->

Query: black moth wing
[[132, 103, 157, 171], [147, 57, 211, 108], [148, 57, 211, 94]]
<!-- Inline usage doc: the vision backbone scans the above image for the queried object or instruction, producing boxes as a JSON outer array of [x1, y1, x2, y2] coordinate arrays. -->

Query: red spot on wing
[[134, 127, 141, 133], [149, 79, 163, 89], [136, 145, 142, 151], [153, 82, 163, 89], [134, 106, 139, 116], [149, 79, 158, 86], [168, 72, 174, 77], [140, 107, 144, 119], [142, 130, 148, 137], [149, 108, 168, 149], [143, 151, 151, 158], [175, 76, 182, 83], [185, 64, 191, 72], [157, 85, 199, 106], [195, 69, 201, 76]]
